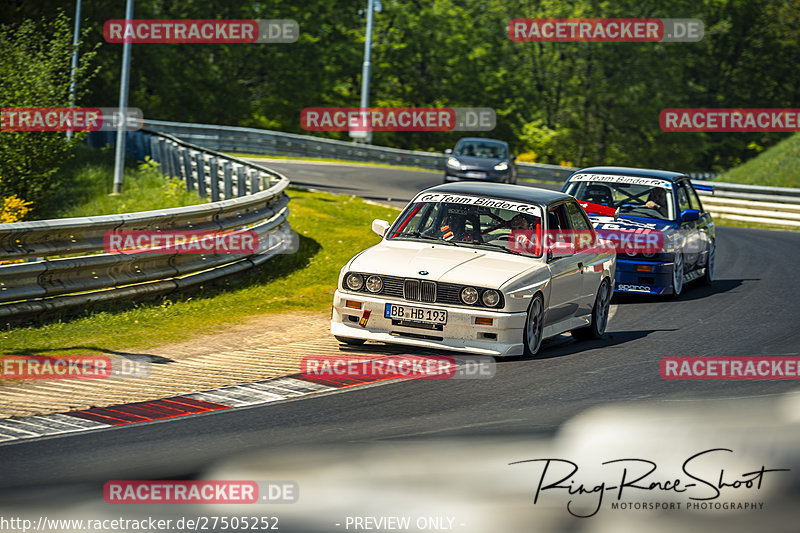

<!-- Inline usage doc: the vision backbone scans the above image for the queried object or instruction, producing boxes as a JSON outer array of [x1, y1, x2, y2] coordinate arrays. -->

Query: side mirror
[[510, 155, 517, 161], [680, 209, 700, 223], [548, 241, 575, 260], [444, 148, 453, 155], [372, 219, 390, 237]]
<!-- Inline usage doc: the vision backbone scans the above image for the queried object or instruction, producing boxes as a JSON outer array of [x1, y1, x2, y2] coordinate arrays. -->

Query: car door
[[544, 203, 584, 325], [685, 180, 715, 263], [565, 200, 603, 316], [676, 180, 703, 270]]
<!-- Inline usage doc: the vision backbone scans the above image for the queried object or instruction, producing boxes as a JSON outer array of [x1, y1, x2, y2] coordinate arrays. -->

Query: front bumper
[[444, 167, 510, 182], [331, 291, 526, 357], [613, 258, 676, 295]]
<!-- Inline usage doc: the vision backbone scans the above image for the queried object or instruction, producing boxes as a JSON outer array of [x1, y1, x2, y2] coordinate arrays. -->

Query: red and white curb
[[0, 371, 391, 445]]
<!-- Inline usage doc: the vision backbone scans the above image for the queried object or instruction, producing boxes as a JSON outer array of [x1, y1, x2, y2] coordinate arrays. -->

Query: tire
[[523, 294, 545, 356], [334, 336, 366, 346], [572, 278, 611, 341], [670, 252, 685, 297], [700, 240, 715, 286]]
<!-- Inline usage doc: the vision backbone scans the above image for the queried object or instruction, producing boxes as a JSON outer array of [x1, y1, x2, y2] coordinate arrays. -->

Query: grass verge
[[45, 145, 205, 219], [716, 133, 800, 188], [1, 188, 400, 356], [713, 217, 800, 232]]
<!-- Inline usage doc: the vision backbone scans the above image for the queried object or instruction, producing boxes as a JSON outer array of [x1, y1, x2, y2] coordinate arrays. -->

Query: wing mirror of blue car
[[372, 219, 391, 237], [510, 155, 517, 161], [444, 148, 453, 155], [680, 209, 701, 222]]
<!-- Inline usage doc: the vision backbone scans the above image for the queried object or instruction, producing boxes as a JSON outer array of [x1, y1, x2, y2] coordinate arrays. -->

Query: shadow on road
[[0, 345, 174, 363], [612, 278, 755, 305], [498, 328, 677, 362]]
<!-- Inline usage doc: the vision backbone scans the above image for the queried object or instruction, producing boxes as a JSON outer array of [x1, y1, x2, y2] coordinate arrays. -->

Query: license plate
[[465, 171, 486, 179], [384, 304, 447, 325]]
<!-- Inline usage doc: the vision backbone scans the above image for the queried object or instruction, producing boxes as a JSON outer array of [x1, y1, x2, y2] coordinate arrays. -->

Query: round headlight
[[365, 275, 383, 293], [461, 287, 479, 305], [345, 272, 364, 291], [642, 251, 656, 258], [482, 289, 501, 307], [446, 156, 460, 168]]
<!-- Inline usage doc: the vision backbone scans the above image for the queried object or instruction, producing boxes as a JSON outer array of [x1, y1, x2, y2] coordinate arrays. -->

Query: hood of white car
[[348, 240, 542, 288]]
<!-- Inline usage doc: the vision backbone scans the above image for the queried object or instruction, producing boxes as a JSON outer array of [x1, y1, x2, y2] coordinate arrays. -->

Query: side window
[[566, 201, 592, 231], [676, 183, 691, 213], [547, 204, 573, 254], [683, 181, 704, 211], [547, 204, 568, 230]]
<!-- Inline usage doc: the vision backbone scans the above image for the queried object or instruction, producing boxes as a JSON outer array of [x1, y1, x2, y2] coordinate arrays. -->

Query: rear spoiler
[[692, 182, 713, 192]]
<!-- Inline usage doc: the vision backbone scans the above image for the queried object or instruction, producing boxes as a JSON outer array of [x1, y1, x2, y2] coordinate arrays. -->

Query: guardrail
[[141, 119, 577, 182], [138, 119, 800, 226], [0, 130, 296, 323]]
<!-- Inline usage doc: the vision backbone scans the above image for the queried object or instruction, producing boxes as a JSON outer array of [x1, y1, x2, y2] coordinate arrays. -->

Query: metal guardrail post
[[209, 157, 220, 201], [223, 161, 233, 199], [157, 139, 169, 176], [250, 169, 260, 194], [150, 135, 160, 165], [163, 141, 174, 178], [237, 166, 247, 197], [182, 148, 194, 191], [195, 152, 207, 198], [171, 145, 182, 180]]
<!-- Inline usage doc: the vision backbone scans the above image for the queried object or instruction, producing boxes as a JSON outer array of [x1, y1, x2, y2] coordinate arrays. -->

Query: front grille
[[382, 277, 405, 298], [404, 279, 420, 301], [403, 279, 436, 302], [421, 280, 436, 302], [343, 272, 503, 309]]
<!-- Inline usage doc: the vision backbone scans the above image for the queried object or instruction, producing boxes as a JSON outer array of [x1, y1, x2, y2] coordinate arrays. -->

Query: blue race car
[[561, 166, 715, 296]]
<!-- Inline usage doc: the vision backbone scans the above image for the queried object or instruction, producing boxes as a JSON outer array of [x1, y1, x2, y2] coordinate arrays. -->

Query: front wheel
[[572, 279, 611, 340], [334, 335, 366, 346], [523, 294, 545, 356], [700, 240, 715, 286]]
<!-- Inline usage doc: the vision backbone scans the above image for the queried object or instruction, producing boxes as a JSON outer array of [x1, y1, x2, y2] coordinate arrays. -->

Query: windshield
[[564, 177, 675, 221], [453, 141, 508, 159], [388, 194, 543, 257]]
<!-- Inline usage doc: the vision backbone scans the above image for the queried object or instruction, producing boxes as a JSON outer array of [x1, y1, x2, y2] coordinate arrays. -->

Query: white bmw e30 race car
[[330, 182, 616, 357]]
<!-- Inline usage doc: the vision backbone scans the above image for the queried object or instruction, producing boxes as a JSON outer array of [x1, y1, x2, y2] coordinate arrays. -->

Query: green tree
[[0, 13, 98, 214]]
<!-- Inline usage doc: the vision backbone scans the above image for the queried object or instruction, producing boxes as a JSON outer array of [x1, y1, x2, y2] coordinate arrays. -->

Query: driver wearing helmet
[[645, 187, 669, 217]]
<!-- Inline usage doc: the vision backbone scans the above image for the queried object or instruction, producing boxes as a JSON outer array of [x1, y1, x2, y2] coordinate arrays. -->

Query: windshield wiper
[[396, 231, 458, 245], [468, 241, 516, 254]]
